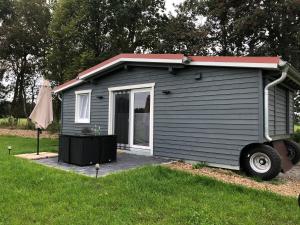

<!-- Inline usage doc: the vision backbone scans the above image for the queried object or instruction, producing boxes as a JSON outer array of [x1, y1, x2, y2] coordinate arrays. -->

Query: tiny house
[[54, 54, 300, 180]]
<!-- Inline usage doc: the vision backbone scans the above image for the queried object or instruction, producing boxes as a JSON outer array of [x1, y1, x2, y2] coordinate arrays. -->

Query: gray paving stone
[[35, 152, 172, 177]]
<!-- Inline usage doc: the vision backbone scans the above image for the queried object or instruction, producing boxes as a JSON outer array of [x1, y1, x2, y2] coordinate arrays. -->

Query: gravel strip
[[0, 128, 58, 139], [166, 162, 300, 197]]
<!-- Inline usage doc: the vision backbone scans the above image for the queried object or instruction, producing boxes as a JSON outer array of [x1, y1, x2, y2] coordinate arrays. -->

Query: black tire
[[241, 144, 281, 180], [284, 140, 300, 165]]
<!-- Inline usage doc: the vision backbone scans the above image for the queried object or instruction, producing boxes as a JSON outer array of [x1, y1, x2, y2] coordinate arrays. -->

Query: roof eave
[[53, 55, 290, 94], [78, 57, 185, 80], [53, 79, 83, 94], [286, 63, 300, 88]]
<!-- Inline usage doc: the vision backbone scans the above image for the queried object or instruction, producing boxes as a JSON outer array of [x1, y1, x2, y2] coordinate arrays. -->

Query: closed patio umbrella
[[29, 80, 53, 155]]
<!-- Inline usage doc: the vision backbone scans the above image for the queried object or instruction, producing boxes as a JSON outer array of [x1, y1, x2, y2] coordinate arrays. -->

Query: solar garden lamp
[[95, 163, 100, 178], [7, 146, 12, 155], [298, 194, 300, 207]]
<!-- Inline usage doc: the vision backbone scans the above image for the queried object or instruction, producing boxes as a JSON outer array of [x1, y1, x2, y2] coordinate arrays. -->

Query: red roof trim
[[78, 53, 185, 78], [53, 78, 80, 93], [53, 54, 281, 93], [189, 56, 280, 64]]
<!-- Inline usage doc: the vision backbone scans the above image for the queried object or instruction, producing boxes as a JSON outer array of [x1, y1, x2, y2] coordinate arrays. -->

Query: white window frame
[[75, 90, 92, 124], [108, 83, 155, 156]]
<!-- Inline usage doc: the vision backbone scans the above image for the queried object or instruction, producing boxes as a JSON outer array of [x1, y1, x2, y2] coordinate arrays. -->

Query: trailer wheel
[[284, 140, 300, 165], [241, 144, 281, 180]]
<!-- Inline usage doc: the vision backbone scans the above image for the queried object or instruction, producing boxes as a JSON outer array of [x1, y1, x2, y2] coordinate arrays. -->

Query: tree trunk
[[11, 71, 27, 118]]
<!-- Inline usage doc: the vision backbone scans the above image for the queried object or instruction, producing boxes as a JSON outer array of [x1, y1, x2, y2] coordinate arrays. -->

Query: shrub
[[24, 119, 35, 130], [291, 129, 300, 143], [0, 117, 35, 130], [192, 162, 208, 169], [0, 116, 18, 128], [8, 116, 18, 127], [46, 120, 60, 134]]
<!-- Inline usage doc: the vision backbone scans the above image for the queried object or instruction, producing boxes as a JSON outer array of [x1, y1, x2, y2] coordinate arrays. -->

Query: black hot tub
[[59, 134, 117, 166]]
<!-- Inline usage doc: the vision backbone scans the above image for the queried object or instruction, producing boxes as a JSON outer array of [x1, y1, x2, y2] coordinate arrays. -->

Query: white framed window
[[75, 90, 92, 123]]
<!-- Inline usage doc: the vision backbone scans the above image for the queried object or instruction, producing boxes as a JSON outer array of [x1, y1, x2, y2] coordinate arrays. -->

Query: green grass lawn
[[0, 136, 299, 225], [0, 135, 58, 154]]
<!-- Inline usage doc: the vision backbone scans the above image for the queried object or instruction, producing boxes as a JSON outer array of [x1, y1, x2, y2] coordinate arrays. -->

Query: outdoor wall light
[[195, 73, 202, 80], [95, 163, 100, 178], [7, 146, 12, 155], [96, 95, 104, 99], [162, 90, 171, 95], [168, 66, 176, 75]]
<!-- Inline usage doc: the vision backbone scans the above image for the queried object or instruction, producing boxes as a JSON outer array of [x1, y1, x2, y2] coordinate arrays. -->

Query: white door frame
[[108, 83, 155, 155], [130, 88, 152, 151]]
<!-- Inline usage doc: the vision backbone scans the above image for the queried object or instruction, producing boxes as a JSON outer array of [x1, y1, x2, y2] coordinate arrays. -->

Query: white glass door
[[130, 89, 151, 149], [109, 83, 154, 155]]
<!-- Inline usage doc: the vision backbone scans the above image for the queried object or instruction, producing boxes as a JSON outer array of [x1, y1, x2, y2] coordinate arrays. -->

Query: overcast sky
[[165, 0, 185, 14]]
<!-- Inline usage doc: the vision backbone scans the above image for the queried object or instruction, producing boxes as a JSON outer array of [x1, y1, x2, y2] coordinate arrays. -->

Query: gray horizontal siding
[[62, 66, 261, 167], [268, 83, 293, 137]]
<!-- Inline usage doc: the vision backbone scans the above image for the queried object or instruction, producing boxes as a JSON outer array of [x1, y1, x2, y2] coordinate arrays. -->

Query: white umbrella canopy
[[29, 80, 53, 129]]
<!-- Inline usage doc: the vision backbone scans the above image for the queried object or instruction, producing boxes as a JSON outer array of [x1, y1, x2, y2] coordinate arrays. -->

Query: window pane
[[114, 92, 130, 145], [133, 91, 150, 146], [78, 94, 89, 120]]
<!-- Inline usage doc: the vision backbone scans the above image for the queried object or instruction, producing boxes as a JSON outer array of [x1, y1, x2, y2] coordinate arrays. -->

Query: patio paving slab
[[35, 152, 172, 177], [16, 152, 58, 160]]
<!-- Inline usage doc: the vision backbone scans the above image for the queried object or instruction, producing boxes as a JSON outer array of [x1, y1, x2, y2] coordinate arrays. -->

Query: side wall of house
[[268, 84, 294, 138], [61, 66, 261, 168]]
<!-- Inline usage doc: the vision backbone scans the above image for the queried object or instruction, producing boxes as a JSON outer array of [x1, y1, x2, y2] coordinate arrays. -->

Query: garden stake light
[[7, 146, 12, 155], [298, 194, 300, 207], [95, 163, 100, 178]]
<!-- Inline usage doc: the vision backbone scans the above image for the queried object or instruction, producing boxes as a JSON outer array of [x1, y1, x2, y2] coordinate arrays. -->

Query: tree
[[178, 0, 300, 67], [0, 70, 9, 101], [0, 0, 51, 117], [47, 0, 110, 84], [153, 1, 208, 55], [106, 0, 166, 54], [46, 0, 166, 84], [255, 0, 300, 69], [0, 101, 11, 117], [0, 0, 12, 21]]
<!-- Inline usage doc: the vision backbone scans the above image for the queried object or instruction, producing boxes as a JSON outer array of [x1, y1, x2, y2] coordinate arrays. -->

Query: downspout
[[264, 61, 289, 141]]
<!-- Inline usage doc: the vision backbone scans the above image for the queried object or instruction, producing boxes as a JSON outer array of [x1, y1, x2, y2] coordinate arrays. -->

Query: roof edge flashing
[[78, 57, 185, 80], [189, 61, 279, 69]]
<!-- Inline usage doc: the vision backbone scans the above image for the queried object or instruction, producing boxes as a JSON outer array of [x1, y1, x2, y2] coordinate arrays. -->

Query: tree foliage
[[177, 0, 300, 67], [0, 0, 50, 117], [153, 4, 208, 55], [46, 0, 166, 83], [0, 0, 12, 21]]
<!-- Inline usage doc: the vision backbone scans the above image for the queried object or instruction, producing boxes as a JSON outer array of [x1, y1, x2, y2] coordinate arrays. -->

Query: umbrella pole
[[37, 128, 40, 155]]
